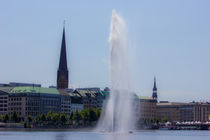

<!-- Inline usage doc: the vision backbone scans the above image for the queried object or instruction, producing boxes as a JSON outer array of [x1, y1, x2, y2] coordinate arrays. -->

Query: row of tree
[[34, 108, 101, 126], [0, 108, 101, 127], [138, 117, 169, 126], [0, 111, 20, 123]]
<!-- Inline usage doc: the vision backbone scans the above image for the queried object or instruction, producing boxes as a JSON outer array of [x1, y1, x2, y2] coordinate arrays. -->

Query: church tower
[[152, 77, 157, 100], [57, 26, 69, 89]]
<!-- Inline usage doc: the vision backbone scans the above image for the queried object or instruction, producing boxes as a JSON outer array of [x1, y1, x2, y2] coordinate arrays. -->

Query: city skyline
[[0, 0, 210, 102]]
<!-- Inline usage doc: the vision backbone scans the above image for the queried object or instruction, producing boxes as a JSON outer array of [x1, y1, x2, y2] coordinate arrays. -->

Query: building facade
[[139, 96, 157, 121], [8, 93, 27, 120], [60, 94, 71, 115], [156, 101, 210, 122], [0, 86, 84, 120], [194, 102, 210, 122], [69, 92, 83, 112], [0, 87, 13, 115], [0, 90, 9, 115], [74, 89, 98, 109], [156, 102, 184, 122]]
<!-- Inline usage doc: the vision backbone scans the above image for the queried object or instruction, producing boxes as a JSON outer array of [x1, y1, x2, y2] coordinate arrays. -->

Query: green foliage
[[69, 111, 74, 125], [60, 113, 67, 125], [79, 108, 101, 125], [3, 114, 9, 123], [73, 110, 82, 125], [46, 111, 53, 122], [52, 112, 60, 125], [0, 115, 3, 122], [155, 117, 159, 124], [21, 108, 102, 127], [89, 108, 97, 122], [27, 115, 33, 123], [34, 112, 69, 126], [41, 114, 46, 122], [11, 111, 20, 123], [69, 111, 74, 120], [35, 115, 41, 123], [80, 109, 89, 125], [24, 122, 31, 128], [161, 117, 169, 123]]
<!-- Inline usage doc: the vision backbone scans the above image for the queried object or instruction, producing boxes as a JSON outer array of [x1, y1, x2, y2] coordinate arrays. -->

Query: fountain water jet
[[96, 10, 135, 133]]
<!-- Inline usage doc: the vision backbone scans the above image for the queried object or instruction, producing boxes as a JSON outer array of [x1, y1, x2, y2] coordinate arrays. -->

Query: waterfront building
[[57, 26, 69, 89], [101, 90, 110, 98], [179, 103, 194, 122], [193, 102, 210, 122], [0, 84, 10, 87], [8, 87, 61, 120], [76, 88, 105, 109], [69, 92, 83, 112], [138, 78, 158, 122], [139, 96, 157, 121], [97, 91, 105, 109], [8, 93, 28, 120], [0, 86, 83, 120], [156, 101, 210, 122], [60, 93, 71, 115], [0, 87, 11, 115], [99, 90, 110, 109], [73, 88, 110, 109], [74, 89, 98, 109], [58, 89, 83, 113], [156, 102, 185, 122]]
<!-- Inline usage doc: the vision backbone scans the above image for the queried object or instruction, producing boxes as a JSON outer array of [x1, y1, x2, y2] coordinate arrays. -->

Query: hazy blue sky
[[0, 0, 209, 102]]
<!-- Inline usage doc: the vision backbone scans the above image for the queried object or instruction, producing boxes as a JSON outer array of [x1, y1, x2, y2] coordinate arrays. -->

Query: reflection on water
[[55, 133, 67, 140], [0, 130, 210, 140], [104, 133, 131, 140]]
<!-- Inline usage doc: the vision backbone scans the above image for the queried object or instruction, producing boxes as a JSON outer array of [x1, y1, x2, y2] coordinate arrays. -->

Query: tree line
[[138, 117, 169, 126], [0, 108, 101, 128]]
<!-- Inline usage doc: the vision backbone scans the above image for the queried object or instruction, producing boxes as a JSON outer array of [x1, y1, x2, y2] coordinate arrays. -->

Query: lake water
[[0, 129, 209, 140]]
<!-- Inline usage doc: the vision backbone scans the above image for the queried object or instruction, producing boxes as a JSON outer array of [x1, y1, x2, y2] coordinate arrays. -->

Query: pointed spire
[[57, 23, 69, 89], [153, 76, 157, 90], [58, 23, 67, 70], [152, 76, 157, 100]]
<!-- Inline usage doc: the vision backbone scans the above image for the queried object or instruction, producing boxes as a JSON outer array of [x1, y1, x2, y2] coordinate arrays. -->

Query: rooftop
[[10, 87, 59, 94], [0, 87, 14, 94], [157, 102, 188, 106], [139, 96, 154, 100], [74, 89, 99, 97]]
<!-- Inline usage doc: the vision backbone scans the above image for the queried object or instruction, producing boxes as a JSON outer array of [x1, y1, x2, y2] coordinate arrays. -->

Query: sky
[[0, 0, 209, 102]]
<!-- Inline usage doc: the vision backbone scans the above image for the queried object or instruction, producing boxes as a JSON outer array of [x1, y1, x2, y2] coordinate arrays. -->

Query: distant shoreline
[[0, 127, 209, 131], [0, 127, 95, 132]]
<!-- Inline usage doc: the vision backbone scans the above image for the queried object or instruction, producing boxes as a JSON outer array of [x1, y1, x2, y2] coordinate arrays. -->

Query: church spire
[[153, 76, 157, 90], [57, 24, 69, 89], [152, 76, 157, 100], [58, 25, 67, 70]]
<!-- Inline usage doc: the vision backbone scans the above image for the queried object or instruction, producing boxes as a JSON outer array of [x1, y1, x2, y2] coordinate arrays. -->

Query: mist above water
[[96, 10, 135, 132]]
